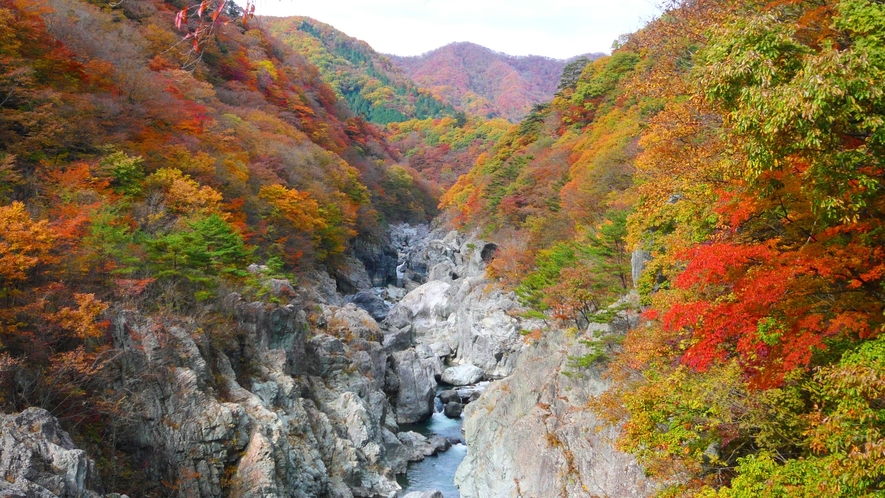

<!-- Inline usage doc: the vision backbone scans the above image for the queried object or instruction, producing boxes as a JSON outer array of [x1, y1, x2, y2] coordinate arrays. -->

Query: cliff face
[[384, 225, 546, 380], [455, 304, 659, 498], [105, 295, 408, 498], [0, 408, 105, 498]]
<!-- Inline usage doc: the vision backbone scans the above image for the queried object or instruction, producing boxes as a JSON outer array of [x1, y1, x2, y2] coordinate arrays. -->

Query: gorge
[[1, 0, 883, 497]]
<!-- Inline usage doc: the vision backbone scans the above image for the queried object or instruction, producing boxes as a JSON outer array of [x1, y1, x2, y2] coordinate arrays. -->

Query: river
[[397, 399, 467, 497]]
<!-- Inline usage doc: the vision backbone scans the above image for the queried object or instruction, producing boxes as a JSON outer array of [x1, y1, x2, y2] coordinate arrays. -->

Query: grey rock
[[334, 255, 373, 294], [454, 304, 659, 498], [350, 233, 399, 287], [390, 349, 437, 424], [381, 305, 415, 352], [415, 344, 444, 378], [383, 227, 545, 379], [386, 284, 407, 302], [347, 290, 390, 321], [106, 296, 405, 498], [320, 303, 383, 342], [428, 342, 453, 359], [631, 248, 652, 288], [440, 364, 484, 386], [396, 432, 450, 460], [427, 260, 459, 283], [0, 408, 103, 498], [438, 389, 458, 404], [306, 334, 351, 376], [303, 270, 345, 306], [269, 278, 297, 298], [382, 326, 413, 352], [443, 401, 463, 419], [455, 382, 489, 403], [402, 490, 445, 498]]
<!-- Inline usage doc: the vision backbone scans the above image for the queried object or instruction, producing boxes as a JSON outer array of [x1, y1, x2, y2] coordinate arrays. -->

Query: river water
[[397, 406, 466, 497]]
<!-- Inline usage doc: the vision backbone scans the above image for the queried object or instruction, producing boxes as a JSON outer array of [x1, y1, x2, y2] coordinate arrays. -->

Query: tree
[[147, 214, 251, 283], [0, 202, 55, 291]]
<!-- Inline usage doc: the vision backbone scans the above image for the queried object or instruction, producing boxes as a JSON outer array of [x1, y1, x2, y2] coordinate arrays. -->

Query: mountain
[[389, 42, 603, 122], [443, 0, 885, 495], [260, 16, 455, 125]]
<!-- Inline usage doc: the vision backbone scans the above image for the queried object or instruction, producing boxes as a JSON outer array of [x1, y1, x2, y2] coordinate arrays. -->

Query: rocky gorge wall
[[0, 222, 656, 498], [454, 303, 659, 497], [0, 224, 460, 498]]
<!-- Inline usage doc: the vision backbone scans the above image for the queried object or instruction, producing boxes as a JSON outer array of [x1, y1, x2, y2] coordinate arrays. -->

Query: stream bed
[[397, 397, 467, 497]]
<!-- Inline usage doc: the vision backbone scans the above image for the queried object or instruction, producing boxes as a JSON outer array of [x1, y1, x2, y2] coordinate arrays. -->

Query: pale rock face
[[454, 309, 660, 498], [90, 293, 435, 498], [384, 227, 544, 379], [0, 408, 103, 498], [390, 349, 438, 424], [440, 364, 484, 386]]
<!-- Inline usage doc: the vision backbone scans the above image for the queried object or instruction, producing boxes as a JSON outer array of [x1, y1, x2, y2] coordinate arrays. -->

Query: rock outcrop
[[383, 226, 544, 379], [389, 349, 438, 424], [454, 304, 659, 497], [0, 408, 105, 498], [102, 292, 436, 497]]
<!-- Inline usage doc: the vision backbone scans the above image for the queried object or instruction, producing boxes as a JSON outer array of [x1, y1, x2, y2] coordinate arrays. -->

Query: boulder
[[455, 382, 490, 403], [441, 364, 484, 386], [415, 343, 444, 378], [438, 389, 459, 404], [381, 306, 414, 351], [346, 290, 390, 321], [402, 490, 445, 498], [429, 341, 453, 358], [386, 284, 407, 302], [397, 432, 450, 460], [444, 401, 463, 419], [428, 260, 459, 283]]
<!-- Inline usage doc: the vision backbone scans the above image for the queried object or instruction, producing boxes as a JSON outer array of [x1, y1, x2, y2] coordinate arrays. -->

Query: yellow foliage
[[146, 168, 225, 218], [259, 184, 326, 233], [0, 201, 55, 283], [51, 293, 109, 340]]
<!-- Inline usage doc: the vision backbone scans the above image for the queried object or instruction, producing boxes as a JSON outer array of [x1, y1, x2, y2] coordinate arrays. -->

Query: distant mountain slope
[[389, 42, 603, 122], [261, 16, 455, 124]]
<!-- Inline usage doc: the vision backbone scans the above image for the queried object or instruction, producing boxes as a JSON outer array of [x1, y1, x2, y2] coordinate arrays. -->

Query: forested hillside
[[444, 0, 885, 495], [0, 1, 440, 490], [389, 42, 601, 122], [261, 16, 455, 125]]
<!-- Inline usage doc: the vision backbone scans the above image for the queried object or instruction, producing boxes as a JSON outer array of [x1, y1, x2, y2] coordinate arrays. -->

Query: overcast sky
[[241, 0, 662, 59]]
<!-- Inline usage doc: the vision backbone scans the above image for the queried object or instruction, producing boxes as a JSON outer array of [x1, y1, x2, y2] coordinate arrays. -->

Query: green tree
[[147, 214, 252, 284], [99, 151, 145, 197]]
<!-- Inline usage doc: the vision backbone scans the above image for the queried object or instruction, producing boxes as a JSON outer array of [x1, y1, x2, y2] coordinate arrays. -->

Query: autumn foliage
[[583, 0, 885, 494], [0, 0, 445, 493], [437, 0, 885, 494]]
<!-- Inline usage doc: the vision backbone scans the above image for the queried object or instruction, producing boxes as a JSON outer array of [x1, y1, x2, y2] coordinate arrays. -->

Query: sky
[[240, 0, 662, 59]]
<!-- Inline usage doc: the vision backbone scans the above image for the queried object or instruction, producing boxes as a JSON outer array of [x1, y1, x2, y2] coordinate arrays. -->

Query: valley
[[0, 0, 883, 497]]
